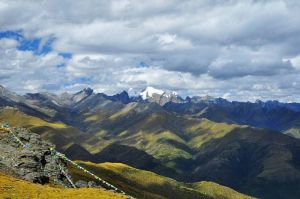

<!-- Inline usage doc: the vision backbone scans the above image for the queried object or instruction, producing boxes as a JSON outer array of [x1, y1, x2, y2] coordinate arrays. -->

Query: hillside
[[0, 107, 89, 151], [2, 0, 300, 198], [70, 161, 255, 199], [164, 100, 300, 133], [192, 127, 300, 199], [79, 102, 240, 158], [2, 106, 300, 198], [0, 123, 255, 199], [76, 104, 247, 173], [70, 109, 300, 199], [2, 85, 300, 198], [0, 172, 126, 199]]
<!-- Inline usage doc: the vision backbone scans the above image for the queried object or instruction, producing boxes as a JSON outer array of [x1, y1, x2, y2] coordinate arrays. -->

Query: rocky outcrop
[[0, 127, 125, 192], [0, 127, 72, 187]]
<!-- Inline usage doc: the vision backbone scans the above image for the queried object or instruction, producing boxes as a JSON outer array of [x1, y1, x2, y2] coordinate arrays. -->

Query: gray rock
[[24, 172, 41, 182], [88, 181, 97, 188], [75, 180, 88, 188], [0, 127, 73, 187], [18, 131, 30, 141]]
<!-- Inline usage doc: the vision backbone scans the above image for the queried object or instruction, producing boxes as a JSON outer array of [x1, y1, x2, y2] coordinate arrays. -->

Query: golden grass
[[108, 103, 138, 120], [0, 172, 127, 199], [84, 111, 112, 123], [127, 130, 192, 160], [186, 118, 245, 149], [70, 162, 204, 199], [192, 181, 255, 199], [0, 107, 90, 151], [70, 161, 256, 199], [0, 108, 66, 129]]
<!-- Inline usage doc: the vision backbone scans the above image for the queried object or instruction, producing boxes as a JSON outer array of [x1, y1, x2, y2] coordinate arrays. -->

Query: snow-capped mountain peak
[[140, 86, 165, 100], [139, 86, 183, 105]]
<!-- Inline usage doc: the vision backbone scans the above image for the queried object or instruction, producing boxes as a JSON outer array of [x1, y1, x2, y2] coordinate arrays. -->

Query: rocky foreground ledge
[[0, 127, 100, 188], [0, 127, 71, 186]]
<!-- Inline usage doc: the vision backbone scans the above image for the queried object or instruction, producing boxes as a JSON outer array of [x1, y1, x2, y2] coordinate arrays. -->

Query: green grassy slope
[[192, 127, 300, 199], [79, 103, 246, 169], [70, 161, 255, 199], [0, 107, 88, 150], [2, 105, 299, 198]]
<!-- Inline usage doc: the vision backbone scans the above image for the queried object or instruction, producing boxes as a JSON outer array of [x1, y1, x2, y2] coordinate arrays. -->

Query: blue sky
[[0, 31, 54, 55], [0, 0, 300, 102]]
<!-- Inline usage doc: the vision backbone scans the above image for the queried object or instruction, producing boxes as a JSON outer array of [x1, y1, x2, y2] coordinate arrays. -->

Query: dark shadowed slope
[[192, 127, 300, 199], [70, 161, 255, 199]]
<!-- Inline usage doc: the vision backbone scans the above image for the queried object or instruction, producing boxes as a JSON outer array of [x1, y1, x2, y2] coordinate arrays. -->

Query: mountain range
[[2, 84, 300, 135], [1, 84, 300, 198]]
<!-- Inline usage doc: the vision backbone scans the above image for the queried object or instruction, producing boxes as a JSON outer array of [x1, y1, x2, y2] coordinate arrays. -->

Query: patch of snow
[[140, 86, 165, 100]]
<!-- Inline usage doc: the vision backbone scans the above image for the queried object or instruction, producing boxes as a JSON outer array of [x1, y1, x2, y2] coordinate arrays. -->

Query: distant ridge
[[2, 84, 300, 198]]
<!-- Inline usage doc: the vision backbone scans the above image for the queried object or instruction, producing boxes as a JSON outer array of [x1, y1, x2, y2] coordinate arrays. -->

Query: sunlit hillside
[[0, 172, 126, 199], [70, 161, 256, 199], [0, 107, 87, 150]]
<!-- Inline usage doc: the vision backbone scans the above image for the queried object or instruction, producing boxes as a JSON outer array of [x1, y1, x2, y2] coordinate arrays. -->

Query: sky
[[1, 0, 300, 102]]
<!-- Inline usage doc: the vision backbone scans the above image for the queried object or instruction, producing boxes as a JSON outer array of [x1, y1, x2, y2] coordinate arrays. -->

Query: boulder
[[75, 180, 88, 188], [0, 127, 73, 187]]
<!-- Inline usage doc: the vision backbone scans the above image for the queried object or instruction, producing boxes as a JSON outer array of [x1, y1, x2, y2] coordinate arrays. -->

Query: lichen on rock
[[0, 127, 72, 187]]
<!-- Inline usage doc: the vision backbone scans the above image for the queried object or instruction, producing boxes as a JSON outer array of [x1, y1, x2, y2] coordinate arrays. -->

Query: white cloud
[[0, 0, 300, 101], [0, 38, 66, 93], [289, 55, 300, 69]]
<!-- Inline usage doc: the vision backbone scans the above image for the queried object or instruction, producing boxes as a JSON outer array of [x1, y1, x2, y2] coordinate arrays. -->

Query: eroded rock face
[[0, 127, 72, 187]]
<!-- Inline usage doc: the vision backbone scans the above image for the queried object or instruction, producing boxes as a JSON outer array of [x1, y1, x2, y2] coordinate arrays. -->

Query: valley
[[1, 85, 300, 198]]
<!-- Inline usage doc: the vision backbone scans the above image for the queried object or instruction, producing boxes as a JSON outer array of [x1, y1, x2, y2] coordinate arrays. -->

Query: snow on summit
[[140, 86, 165, 100]]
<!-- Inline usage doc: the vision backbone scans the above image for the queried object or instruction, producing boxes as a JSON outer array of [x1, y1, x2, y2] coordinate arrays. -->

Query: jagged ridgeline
[[3, 85, 300, 198]]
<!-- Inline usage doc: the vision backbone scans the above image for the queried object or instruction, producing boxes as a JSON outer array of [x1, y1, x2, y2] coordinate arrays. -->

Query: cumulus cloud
[[0, 0, 300, 101], [0, 38, 67, 93]]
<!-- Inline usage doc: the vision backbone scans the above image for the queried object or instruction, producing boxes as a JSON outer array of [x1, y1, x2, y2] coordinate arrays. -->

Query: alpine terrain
[[1, 85, 300, 198]]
